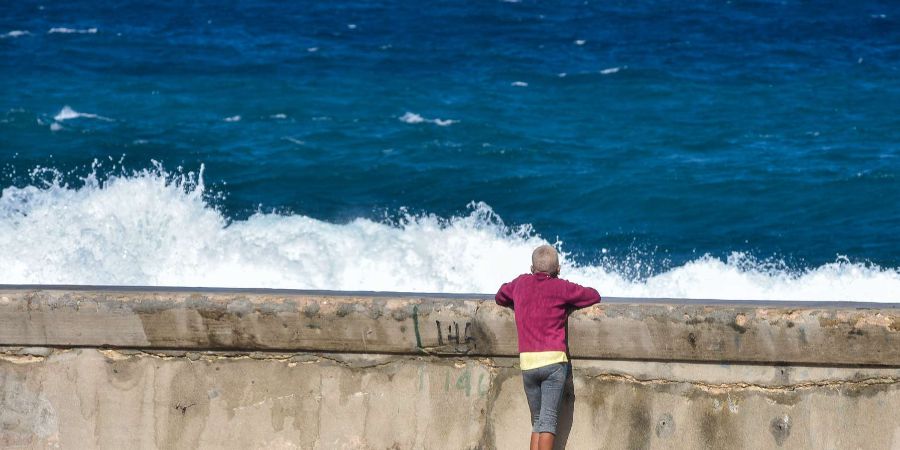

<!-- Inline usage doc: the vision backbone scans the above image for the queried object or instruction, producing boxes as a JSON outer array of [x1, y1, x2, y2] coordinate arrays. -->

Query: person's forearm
[[570, 287, 601, 308]]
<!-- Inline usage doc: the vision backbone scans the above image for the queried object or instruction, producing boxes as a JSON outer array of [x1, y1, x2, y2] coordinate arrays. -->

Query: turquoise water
[[1, 1, 898, 299]]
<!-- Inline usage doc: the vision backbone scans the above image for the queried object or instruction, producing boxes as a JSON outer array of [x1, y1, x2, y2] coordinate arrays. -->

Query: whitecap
[[48, 27, 98, 34], [399, 112, 457, 126], [282, 137, 305, 145], [270, 113, 287, 119], [49, 123, 63, 131], [399, 112, 424, 124], [223, 115, 241, 122], [575, 40, 586, 45], [2, 30, 30, 38], [53, 106, 113, 122], [600, 66, 623, 75], [511, 81, 528, 87]]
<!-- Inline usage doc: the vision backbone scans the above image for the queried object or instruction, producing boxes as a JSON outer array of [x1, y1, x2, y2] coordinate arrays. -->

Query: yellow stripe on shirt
[[519, 351, 568, 370]]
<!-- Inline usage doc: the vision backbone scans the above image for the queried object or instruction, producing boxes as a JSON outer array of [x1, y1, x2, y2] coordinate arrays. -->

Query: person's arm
[[562, 280, 601, 309], [495, 281, 515, 308]]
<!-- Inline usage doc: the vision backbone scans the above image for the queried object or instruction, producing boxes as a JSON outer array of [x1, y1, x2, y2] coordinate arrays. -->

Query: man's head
[[531, 245, 560, 277]]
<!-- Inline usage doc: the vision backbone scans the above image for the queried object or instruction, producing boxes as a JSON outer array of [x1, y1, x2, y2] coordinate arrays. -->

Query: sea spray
[[1, 164, 898, 301]]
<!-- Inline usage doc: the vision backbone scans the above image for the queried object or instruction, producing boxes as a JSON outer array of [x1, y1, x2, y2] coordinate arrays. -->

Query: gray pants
[[522, 362, 568, 434]]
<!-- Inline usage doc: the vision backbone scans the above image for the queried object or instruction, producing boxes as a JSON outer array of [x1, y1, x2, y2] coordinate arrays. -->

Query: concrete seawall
[[2, 286, 900, 449]]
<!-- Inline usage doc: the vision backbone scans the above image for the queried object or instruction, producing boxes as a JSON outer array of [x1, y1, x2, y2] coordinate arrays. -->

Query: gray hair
[[531, 245, 560, 275]]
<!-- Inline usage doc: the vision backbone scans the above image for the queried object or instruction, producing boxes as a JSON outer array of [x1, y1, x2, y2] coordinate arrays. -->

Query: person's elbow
[[494, 289, 511, 308], [585, 289, 601, 307]]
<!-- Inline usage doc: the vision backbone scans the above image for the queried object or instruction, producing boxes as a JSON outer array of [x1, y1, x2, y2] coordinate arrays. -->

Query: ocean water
[[1, 0, 898, 300]]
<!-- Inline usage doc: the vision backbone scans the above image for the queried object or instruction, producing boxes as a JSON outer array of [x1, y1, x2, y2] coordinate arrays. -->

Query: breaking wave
[[1, 164, 898, 301]]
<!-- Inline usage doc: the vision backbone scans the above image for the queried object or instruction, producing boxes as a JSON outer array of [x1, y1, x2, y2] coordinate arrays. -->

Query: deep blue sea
[[2, 0, 898, 300]]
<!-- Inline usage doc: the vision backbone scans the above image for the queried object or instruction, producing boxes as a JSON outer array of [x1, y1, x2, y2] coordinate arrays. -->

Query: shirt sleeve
[[562, 280, 601, 308], [495, 280, 515, 308]]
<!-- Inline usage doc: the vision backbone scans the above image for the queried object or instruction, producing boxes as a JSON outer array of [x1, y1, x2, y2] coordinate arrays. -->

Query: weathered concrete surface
[[4, 348, 900, 449], [3, 287, 900, 449], [3, 286, 900, 365]]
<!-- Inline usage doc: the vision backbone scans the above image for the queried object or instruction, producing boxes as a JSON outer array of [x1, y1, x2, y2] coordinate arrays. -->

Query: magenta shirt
[[495, 273, 601, 353]]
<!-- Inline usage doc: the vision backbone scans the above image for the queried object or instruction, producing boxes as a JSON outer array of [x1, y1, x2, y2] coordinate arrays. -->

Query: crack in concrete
[[311, 354, 403, 370], [584, 372, 900, 394], [9, 347, 894, 394], [0, 346, 520, 371], [0, 348, 52, 363], [86, 348, 432, 371], [471, 300, 484, 322], [0, 354, 47, 364]]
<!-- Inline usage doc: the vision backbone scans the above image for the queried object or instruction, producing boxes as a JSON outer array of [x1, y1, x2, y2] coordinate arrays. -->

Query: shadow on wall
[[555, 363, 575, 450]]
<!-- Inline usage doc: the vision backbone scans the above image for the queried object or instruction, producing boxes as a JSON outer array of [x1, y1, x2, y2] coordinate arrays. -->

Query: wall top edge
[[1, 284, 898, 309]]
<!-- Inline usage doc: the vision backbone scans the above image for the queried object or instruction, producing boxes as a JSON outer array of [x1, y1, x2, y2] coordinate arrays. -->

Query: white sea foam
[[575, 40, 586, 46], [0, 165, 898, 301], [53, 106, 113, 122], [282, 137, 305, 145], [600, 66, 624, 75], [224, 115, 241, 122], [3, 30, 30, 38], [399, 112, 425, 124], [48, 27, 98, 34], [511, 81, 528, 87], [399, 112, 457, 127]]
